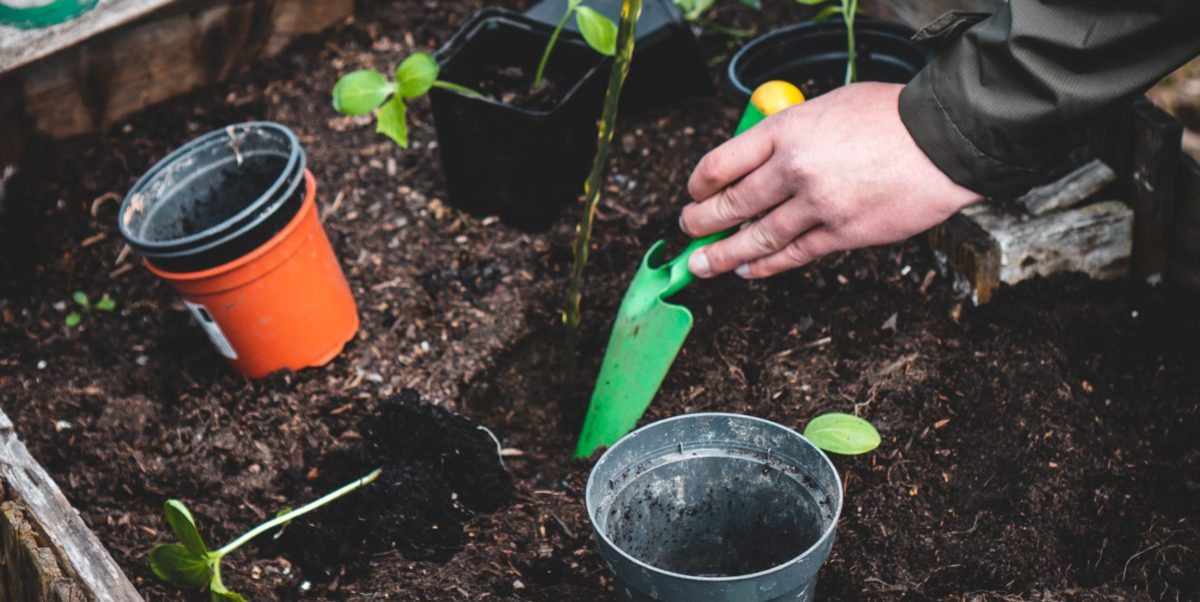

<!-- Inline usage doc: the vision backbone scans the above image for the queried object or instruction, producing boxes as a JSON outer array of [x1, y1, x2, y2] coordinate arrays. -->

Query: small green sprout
[[803, 413, 881, 455], [332, 52, 481, 148], [65, 291, 116, 328], [797, 0, 863, 84], [533, 0, 618, 89], [149, 469, 381, 601]]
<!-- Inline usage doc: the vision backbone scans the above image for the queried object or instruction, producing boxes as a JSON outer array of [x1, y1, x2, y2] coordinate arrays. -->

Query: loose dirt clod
[[277, 390, 513, 581]]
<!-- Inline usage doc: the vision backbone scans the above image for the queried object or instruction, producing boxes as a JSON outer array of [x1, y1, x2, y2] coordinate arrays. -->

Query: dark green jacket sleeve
[[899, 0, 1200, 198]]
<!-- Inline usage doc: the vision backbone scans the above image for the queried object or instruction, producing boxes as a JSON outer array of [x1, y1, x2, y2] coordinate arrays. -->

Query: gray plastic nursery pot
[[586, 413, 843, 602]]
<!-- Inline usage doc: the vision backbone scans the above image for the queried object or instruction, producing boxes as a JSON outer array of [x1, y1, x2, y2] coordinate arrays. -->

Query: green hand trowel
[[575, 81, 807, 458]]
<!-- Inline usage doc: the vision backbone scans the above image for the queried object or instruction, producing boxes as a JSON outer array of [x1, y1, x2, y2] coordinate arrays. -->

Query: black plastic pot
[[728, 19, 931, 99], [525, 0, 712, 111], [430, 8, 609, 232], [118, 122, 306, 273]]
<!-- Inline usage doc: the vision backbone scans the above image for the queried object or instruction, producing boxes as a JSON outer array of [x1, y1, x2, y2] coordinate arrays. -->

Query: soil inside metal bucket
[[605, 454, 827, 577]]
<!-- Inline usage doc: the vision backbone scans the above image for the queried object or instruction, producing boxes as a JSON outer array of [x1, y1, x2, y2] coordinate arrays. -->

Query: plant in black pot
[[728, 0, 932, 98], [332, 6, 620, 232]]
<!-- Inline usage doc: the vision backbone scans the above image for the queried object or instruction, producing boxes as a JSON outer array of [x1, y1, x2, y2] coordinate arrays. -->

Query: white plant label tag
[[184, 301, 238, 360]]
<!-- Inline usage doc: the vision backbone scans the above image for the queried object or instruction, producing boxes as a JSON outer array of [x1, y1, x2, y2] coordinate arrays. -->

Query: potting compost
[[0, 1, 1197, 601]]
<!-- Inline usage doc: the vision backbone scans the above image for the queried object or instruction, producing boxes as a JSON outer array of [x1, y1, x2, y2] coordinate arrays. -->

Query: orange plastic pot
[[146, 171, 358, 378]]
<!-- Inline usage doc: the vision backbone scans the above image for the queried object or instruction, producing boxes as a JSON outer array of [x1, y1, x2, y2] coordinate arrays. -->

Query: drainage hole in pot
[[144, 153, 288, 241], [604, 455, 825, 577]]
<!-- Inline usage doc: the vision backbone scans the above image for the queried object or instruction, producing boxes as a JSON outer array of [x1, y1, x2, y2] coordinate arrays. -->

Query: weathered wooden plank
[[16, 0, 353, 140], [1130, 101, 1183, 283], [0, 409, 143, 602], [1016, 159, 1116, 216], [1, 502, 87, 602], [928, 211, 1001, 305], [0, 0, 177, 75], [1169, 153, 1200, 295], [968, 200, 1133, 285]]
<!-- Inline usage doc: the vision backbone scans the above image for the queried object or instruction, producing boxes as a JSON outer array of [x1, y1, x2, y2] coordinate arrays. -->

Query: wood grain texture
[[967, 201, 1133, 285], [928, 212, 1001, 305], [1130, 101, 1183, 283], [1016, 159, 1116, 216], [15, 0, 353, 140], [0, 409, 143, 602]]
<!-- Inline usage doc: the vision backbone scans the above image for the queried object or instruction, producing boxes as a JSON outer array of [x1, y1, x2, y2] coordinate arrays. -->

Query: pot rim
[[727, 18, 927, 98], [431, 6, 610, 119], [118, 121, 304, 253], [585, 412, 844, 584]]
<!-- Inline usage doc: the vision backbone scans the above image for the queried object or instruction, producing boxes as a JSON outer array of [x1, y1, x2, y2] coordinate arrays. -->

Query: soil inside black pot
[[474, 64, 568, 112]]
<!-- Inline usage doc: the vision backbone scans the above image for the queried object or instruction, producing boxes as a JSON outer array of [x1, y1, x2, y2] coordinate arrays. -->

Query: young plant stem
[[432, 80, 484, 99], [563, 0, 642, 380], [843, 0, 857, 84], [534, 6, 575, 89], [214, 469, 380, 558]]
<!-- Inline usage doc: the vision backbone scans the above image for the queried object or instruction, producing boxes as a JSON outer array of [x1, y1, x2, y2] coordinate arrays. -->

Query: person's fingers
[[679, 158, 794, 237], [733, 227, 841, 279], [687, 197, 822, 278], [686, 124, 775, 203]]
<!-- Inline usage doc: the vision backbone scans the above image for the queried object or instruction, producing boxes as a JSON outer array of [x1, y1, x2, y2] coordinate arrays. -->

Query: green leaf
[[271, 507, 293, 540], [375, 97, 409, 148], [738, 0, 762, 9], [164, 500, 209, 557], [575, 6, 617, 56], [94, 295, 116, 312], [65, 312, 82, 328], [803, 413, 881, 455], [395, 52, 439, 99], [210, 583, 246, 602], [795, 0, 827, 5], [72, 291, 89, 309], [675, 0, 715, 20], [332, 69, 395, 116], [812, 5, 842, 20], [148, 544, 211, 589]]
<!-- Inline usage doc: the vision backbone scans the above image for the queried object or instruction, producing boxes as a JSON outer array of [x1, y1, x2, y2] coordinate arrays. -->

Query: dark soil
[[274, 390, 512, 582], [475, 65, 567, 111], [1, 1, 1198, 601]]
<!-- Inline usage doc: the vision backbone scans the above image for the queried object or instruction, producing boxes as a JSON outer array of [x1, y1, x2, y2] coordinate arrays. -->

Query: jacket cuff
[[899, 68, 1056, 199]]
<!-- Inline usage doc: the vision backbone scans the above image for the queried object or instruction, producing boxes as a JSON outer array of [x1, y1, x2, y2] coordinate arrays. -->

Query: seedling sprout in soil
[[797, 0, 862, 84], [148, 469, 380, 601], [332, 52, 481, 147], [533, 0, 618, 89], [65, 290, 115, 328]]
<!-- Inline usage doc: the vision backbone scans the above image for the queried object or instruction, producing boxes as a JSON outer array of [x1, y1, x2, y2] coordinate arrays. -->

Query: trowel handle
[[663, 81, 807, 298]]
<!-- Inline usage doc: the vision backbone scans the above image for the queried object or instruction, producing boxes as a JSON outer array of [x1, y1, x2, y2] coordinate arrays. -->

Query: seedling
[[65, 290, 115, 328], [797, 0, 863, 84], [803, 412, 881, 455], [148, 469, 380, 601], [332, 52, 481, 148], [674, 0, 761, 22], [533, 0, 618, 89]]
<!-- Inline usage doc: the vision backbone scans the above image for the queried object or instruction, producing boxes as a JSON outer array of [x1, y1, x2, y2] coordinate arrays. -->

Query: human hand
[[679, 82, 982, 279]]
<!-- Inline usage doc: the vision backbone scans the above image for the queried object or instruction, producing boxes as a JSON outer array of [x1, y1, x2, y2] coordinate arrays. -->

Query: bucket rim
[[585, 412, 844, 584]]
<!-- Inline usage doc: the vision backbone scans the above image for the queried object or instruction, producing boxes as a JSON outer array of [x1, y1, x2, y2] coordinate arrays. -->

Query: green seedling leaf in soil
[[72, 291, 89, 309], [576, 6, 618, 56], [148, 469, 380, 601], [332, 69, 395, 115], [396, 52, 439, 99], [803, 413, 881, 455], [64, 312, 82, 328], [94, 295, 116, 312], [738, 0, 762, 9], [149, 543, 211, 589], [376, 97, 409, 148], [811, 5, 842, 20]]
